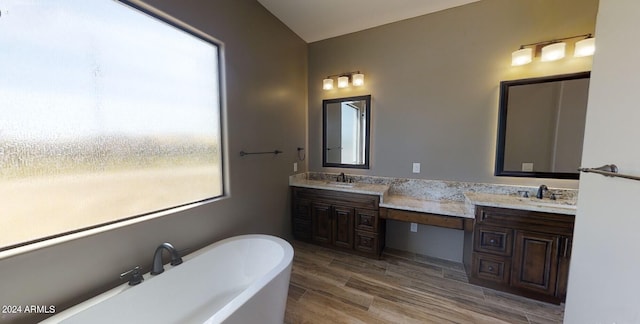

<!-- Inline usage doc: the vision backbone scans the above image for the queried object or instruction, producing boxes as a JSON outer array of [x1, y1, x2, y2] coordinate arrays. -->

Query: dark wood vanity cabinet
[[469, 206, 574, 304], [291, 187, 385, 258]]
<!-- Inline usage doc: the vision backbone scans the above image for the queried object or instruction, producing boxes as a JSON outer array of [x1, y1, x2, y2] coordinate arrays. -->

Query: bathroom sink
[[465, 192, 577, 215], [529, 201, 577, 210], [516, 197, 577, 210], [324, 181, 357, 188]]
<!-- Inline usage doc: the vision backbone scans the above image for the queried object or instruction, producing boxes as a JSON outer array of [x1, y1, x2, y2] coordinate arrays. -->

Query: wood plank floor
[[285, 241, 564, 324]]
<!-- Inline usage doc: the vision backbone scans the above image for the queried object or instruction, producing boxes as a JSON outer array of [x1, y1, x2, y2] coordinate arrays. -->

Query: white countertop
[[289, 178, 389, 196], [290, 174, 577, 218], [290, 177, 472, 218], [380, 195, 473, 218], [464, 192, 577, 216]]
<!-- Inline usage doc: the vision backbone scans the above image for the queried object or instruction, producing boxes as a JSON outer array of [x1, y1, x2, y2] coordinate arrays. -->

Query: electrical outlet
[[293, 162, 298, 172], [410, 222, 418, 232], [522, 162, 534, 172], [412, 163, 420, 173]]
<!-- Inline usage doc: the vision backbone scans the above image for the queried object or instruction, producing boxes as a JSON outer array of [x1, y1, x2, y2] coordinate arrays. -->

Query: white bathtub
[[42, 234, 294, 324]]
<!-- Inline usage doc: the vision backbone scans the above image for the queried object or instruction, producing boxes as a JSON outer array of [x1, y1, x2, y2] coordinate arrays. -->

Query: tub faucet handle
[[120, 266, 144, 286]]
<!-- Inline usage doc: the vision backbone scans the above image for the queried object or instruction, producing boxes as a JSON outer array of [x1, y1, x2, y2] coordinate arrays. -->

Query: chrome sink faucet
[[337, 172, 347, 182], [150, 242, 183, 275], [536, 185, 548, 199]]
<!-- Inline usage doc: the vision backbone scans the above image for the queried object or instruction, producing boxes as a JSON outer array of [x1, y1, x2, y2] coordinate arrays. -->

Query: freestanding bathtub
[[42, 234, 294, 324]]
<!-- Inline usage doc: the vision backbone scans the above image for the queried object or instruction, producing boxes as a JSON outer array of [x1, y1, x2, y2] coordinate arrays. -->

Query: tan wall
[[0, 1, 307, 323], [308, 0, 598, 259]]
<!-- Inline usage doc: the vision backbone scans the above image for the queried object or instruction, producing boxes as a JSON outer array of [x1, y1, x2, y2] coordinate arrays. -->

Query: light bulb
[[322, 78, 333, 90], [337, 76, 349, 88], [352, 73, 364, 86], [541, 42, 566, 62], [574, 37, 595, 57], [511, 48, 533, 66]]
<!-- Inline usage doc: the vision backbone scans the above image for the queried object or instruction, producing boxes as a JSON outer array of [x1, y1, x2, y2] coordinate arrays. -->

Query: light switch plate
[[410, 222, 418, 232], [293, 162, 298, 172], [412, 163, 420, 173]]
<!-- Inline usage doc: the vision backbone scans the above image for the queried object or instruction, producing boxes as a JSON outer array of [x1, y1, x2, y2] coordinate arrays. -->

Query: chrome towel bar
[[578, 164, 640, 181]]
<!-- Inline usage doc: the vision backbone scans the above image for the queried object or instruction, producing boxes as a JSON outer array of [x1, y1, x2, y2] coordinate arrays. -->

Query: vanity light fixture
[[322, 71, 364, 90], [511, 34, 595, 66]]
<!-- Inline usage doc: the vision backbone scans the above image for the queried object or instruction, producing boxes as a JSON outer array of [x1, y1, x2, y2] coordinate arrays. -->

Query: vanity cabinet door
[[332, 206, 354, 249], [510, 230, 559, 297], [311, 202, 332, 245]]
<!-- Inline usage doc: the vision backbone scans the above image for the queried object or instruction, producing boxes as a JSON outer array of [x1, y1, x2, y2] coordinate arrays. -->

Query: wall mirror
[[495, 72, 590, 179], [323, 95, 371, 169]]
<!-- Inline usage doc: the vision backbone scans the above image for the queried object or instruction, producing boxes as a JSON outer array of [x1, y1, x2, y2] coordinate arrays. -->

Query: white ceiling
[[256, 0, 481, 43]]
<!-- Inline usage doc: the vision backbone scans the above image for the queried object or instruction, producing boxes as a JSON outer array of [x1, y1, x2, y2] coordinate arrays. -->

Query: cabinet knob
[[490, 239, 496, 244], [488, 266, 494, 272]]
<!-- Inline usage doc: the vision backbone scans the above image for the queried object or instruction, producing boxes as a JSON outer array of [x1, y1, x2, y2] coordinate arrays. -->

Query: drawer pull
[[490, 239, 496, 244], [488, 266, 494, 272]]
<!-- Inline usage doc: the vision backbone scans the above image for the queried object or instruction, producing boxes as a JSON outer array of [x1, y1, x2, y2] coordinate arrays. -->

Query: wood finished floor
[[285, 241, 564, 324]]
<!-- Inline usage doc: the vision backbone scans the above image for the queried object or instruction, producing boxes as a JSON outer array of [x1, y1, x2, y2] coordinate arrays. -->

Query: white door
[[564, 2, 640, 323]]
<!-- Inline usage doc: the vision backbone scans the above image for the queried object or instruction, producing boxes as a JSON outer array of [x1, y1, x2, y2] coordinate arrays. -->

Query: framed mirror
[[495, 72, 590, 179], [323, 95, 371, 169]]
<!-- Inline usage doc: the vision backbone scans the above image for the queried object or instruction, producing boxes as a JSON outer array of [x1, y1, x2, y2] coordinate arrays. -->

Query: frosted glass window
[[0, 1, 224, 250]]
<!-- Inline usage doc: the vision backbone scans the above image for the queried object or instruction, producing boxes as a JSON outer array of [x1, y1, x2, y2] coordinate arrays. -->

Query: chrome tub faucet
[[151, 242, 183, 275]]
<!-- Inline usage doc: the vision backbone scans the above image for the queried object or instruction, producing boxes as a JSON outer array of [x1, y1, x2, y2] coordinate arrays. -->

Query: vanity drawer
[[355, 209, 378, 232], [474, 225, 513, 256], [472, 253, 511, 285], [354, 230, 378, 254]]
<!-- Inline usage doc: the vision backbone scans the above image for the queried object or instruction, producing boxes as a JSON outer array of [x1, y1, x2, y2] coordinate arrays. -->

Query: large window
[[0, 1, 224, 250]]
